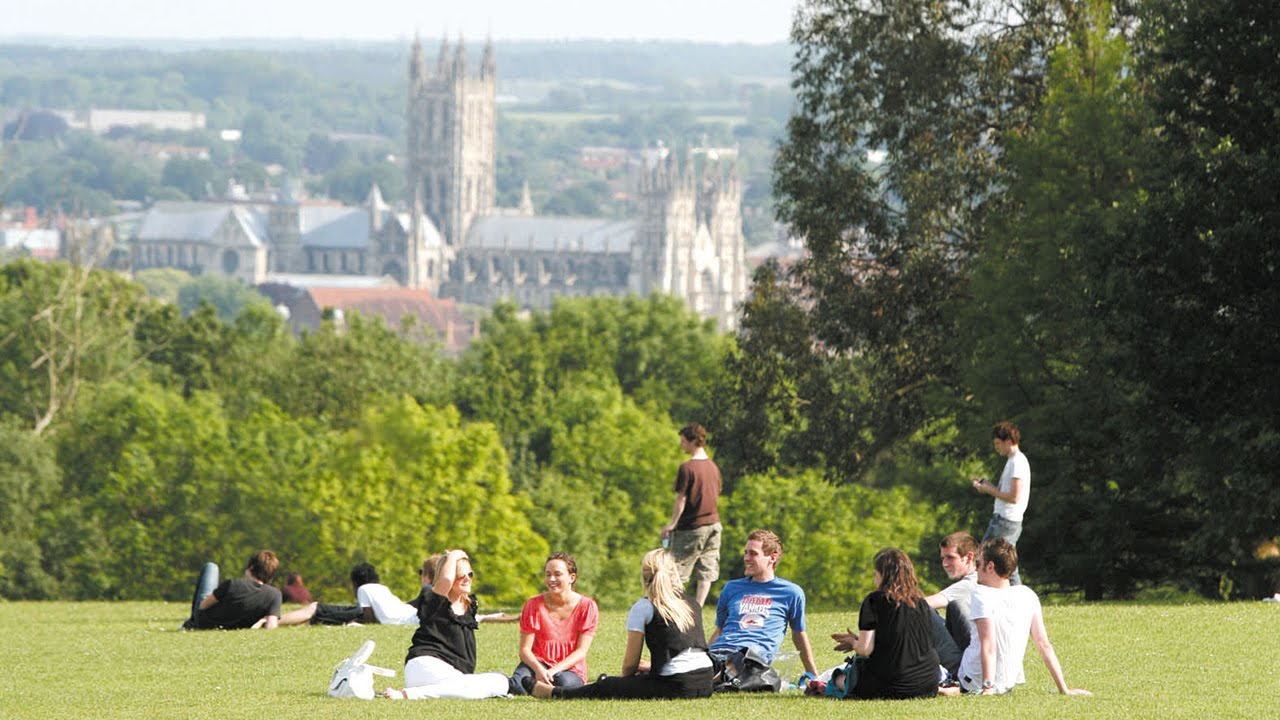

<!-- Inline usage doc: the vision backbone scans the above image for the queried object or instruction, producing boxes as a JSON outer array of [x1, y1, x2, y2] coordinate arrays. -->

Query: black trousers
[[555, 667, 714, 700]]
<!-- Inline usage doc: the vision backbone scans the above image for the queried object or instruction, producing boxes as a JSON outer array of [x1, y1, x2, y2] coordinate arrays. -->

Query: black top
[[196, 577, 282, 630], [405, 588, 479, 673], [644, 595, 709, 672], [854, 591, 939, 699]]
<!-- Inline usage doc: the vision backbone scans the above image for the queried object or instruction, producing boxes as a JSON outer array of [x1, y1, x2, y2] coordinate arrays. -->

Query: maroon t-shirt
[[674, 457, 721, 530]]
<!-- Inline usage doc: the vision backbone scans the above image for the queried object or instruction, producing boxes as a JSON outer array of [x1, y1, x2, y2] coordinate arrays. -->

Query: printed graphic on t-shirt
[[737, 595, 772, 629]]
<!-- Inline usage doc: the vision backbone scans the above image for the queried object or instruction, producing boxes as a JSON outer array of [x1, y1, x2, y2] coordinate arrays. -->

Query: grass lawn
[[3, 601, 1275, 719]]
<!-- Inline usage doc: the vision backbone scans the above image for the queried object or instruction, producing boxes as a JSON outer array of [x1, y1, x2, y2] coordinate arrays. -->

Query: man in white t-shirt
[[972, 421, 1030, 585], [923, 531, 979, 676], [950, 539, 1089, 697]]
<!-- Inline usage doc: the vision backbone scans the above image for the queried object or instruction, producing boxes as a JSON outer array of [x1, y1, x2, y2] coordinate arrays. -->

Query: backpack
[[328, 639, 396, 699]]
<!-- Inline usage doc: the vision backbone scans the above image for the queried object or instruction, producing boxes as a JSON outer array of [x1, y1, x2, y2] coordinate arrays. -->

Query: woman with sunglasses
[[383, 549, 509, 700]]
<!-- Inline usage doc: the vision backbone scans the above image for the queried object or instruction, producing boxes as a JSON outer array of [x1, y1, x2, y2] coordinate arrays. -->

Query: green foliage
[[133, 267, 191, 303], [175, 274, 272, 321], [959, 1, 1170, 599], [0, 418, 61, 598], [304, 399, 546, 607], [723, 470, 947, 607], [271, 311, 454, 429], [0, 259, 152, 433]]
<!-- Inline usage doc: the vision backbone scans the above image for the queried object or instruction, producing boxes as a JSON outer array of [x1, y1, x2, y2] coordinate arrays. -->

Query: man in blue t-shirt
[[709, 529, 818, 688]]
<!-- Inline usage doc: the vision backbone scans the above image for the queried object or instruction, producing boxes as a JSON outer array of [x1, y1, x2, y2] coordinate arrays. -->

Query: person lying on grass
[[939, 538, 1090, 697], [182, 549, 282, 631], [530, 548, 714, 700]]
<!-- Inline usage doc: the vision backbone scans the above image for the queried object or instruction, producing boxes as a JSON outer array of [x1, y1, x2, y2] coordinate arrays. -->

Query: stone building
[[406, 37, 747, 329], [130, 37, 748, 330]]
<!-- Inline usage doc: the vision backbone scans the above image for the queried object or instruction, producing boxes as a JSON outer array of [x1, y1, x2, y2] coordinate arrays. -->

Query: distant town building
[[54, 108, 207, 135]]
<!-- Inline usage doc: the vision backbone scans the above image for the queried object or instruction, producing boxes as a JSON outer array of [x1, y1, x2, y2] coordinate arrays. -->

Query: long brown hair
[[874, 548, 923, 607]]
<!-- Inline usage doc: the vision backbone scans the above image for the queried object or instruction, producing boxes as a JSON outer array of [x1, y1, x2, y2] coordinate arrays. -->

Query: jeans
[[509, 662, 585, 695], [183, 562, 219, 629], [983, 515, 1023, 585]]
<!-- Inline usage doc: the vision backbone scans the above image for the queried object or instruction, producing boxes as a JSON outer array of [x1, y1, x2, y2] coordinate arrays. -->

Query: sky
[[3, 0, 801, 44]]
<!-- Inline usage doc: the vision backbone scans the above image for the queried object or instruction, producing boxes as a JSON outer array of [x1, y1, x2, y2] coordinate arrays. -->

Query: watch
[[981, 679, 995, 691]]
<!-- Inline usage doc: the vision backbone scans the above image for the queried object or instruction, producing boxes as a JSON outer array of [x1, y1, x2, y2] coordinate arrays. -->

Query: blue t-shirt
[[710, 576, 806, 665]]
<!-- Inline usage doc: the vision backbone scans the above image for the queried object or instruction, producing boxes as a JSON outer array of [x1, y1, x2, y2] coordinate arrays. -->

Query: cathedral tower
[[406, 35, 497, 251]]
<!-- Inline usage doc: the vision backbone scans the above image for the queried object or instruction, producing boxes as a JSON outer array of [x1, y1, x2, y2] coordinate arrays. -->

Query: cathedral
[[129, 38, 748, 329], [405, 36, 748, 329]]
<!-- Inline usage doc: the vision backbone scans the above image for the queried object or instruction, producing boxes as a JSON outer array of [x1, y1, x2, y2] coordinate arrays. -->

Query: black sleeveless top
[[644, 594, 709, 672]]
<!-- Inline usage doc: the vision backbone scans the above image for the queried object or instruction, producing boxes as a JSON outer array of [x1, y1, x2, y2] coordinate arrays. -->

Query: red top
[[519, 593, 599, 681]]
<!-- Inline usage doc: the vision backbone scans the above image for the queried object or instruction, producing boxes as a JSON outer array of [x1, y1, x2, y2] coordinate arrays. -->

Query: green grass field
[[3, 601, 1275, 719]]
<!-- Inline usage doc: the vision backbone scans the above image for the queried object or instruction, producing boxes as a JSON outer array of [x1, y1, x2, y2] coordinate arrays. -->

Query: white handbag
[[328, 639, 396, 699]]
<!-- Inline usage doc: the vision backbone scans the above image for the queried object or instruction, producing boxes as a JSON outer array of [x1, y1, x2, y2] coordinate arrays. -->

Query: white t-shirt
[[625, 598, 713, 676], [958, 584, 1041, 694], [939, 571, 978, 616], [993, 449, 1031, 522], [355, 583, 418, 625]]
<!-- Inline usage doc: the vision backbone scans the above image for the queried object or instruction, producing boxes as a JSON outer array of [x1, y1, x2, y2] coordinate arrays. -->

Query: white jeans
[[403, 655, 509, 700]]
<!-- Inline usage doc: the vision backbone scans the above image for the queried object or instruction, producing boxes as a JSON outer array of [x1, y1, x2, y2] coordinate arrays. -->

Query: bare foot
[[937, 685, 961, 697], [532, 680, 554, 699], [382, 687, 408, 700]]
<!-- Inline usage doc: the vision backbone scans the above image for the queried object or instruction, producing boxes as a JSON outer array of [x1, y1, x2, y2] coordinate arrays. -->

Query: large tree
[[775, 0, 1070, 458], [1121, 0, 1280, 597]]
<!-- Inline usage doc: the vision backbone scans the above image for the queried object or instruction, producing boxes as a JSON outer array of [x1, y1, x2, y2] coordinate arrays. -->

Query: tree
[[175, 274, 271, 321], [1120, 0, 1280, 597], [774, 0, 1068, 459], [0, 419, 61, 598], [958, 0, 1171, 598], [0, 259, 152, 434]]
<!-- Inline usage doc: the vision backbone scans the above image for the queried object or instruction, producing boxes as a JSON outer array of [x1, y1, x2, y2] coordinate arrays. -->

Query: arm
[[518, 631, 555, 685], [976, 617, 997, 693], [1030, 610, 1091, 695], [853, 628, 875, 657], [547, 632, 596, 679], [260, 614, 279, 630], [792, 630, 819, 675], [661, 493, 687, 539], [707, 625, 721, 646], [198, 594, 218, 610], [620, 630, 645, 676], [432, 549, 466, 597], [973, 476, 1025, 504], [924, 591, 948, 611], [831, 627, 856, 652]]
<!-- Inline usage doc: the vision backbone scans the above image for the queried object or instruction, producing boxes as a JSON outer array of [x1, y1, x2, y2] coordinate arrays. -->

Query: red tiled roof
[[305, 287, 477, 352]]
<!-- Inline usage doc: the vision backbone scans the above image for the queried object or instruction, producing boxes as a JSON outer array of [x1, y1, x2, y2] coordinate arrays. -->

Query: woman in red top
[[509, 552, 599, 694]]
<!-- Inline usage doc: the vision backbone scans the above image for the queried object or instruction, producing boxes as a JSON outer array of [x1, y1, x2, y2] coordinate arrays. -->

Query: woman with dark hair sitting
[[532, 548, 713, 700], [509, 551, 599, 694], [829, 548, 940, 700]]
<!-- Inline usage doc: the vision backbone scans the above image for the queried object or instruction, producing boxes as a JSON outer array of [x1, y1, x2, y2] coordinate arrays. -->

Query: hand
[[831, 627, 856, 653], [797, 671, 816, 688], [1064, 688, 1092, 696], [660, 524, 674, 540], [971, 477, 988, 494], [535, 665, 556, 686]]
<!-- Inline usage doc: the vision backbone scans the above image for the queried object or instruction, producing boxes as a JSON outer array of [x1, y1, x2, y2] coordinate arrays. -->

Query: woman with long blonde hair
[[533, 549, 713, 700]]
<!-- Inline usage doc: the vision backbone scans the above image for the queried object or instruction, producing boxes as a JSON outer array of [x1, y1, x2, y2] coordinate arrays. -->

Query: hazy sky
[[4, 0, 801, 44]]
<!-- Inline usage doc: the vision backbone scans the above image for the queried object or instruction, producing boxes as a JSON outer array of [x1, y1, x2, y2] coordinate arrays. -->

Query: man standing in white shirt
[[972, 421, 1030, 585], [950, 539, 1089, 697]]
